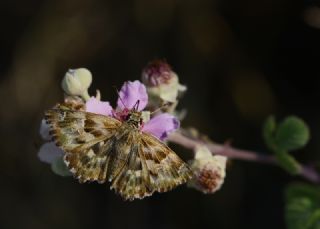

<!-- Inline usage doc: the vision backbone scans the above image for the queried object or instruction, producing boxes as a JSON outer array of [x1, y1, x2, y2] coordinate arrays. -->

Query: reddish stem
[[168, 131, 320, 184]]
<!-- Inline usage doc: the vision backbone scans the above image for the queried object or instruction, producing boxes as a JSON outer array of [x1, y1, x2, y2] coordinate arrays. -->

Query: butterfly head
[[124, 110, 143, 129]]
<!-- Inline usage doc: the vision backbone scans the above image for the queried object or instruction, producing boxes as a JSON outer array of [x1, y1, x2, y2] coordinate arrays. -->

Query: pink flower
[[85, 97, 112, 116], [86, 80, 179, 140], [117, 81, 148, 111], [142, 113, 179, 140]]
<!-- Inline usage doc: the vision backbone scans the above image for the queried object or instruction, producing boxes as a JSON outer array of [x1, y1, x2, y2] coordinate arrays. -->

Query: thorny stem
[[168, 130, 320, 184]]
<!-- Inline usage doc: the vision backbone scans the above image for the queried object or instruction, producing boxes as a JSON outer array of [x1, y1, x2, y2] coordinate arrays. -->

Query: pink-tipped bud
[[142, 60, 186, 104], [142, 60, 174, 87]]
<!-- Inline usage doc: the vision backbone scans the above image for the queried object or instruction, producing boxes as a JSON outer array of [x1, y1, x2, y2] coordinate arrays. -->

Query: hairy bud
[[61, 68, 92, 101]]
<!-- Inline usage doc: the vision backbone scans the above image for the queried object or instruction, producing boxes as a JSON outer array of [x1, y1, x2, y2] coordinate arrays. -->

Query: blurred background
[[1, 0, 320, 228]]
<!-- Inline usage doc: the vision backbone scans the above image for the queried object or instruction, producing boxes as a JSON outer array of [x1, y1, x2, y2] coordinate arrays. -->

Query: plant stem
[[81, 90, 90, 102], [168, 131, 320, 184]]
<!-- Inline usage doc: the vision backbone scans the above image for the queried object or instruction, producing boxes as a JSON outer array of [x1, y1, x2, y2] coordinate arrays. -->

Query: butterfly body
[[45, 108, 192, 200]]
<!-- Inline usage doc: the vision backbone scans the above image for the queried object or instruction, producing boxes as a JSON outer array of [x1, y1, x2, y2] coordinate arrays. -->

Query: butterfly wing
[[45, 109, 122, 183], [111, 130, 192, 200], [45, 109, 192, 200], [139, 132, 193, 192], [108, 129, 153, 200]]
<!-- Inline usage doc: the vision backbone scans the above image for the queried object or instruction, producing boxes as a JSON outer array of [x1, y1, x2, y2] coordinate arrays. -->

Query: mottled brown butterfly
[[45, 104, 192, 200]]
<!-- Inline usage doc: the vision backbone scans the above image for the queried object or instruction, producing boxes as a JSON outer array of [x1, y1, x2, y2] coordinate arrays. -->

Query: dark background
[[1, 0, 320, 228]]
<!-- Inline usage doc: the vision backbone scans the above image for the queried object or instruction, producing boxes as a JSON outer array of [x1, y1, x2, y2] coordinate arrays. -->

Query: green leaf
[[287, 183, 320, 200], [275, 116, 310, 152], [286, 183, 320, 229], [262, 116, 310, 174], [275, 151, 301, 175], [263, 115, 277, 150], [51, 157, 72, 177]]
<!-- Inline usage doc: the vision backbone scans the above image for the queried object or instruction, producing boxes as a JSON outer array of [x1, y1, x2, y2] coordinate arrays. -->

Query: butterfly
[[45, 103, 192, 200]]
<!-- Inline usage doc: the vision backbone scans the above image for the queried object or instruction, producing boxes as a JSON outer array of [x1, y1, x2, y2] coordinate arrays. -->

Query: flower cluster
[[38, 60, 227, 194], [38, 63, 181, 175]]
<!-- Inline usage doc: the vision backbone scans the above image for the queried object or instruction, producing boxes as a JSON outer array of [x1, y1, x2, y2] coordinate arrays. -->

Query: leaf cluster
[[263, 116, 310, 174]]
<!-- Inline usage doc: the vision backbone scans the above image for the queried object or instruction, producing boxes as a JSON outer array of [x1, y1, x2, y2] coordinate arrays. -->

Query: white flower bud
[[61, 68, 92, 101], [188, 145, 227, 194]]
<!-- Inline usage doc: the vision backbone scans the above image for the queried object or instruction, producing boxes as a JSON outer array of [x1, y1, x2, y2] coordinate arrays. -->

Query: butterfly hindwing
[[64, 138, 112, 183], [110, 130, 193, 200], [139, 133, 193, 193], [109, 127, 152, 200]]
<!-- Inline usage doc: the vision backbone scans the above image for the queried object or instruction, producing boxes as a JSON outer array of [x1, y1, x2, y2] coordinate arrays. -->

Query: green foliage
[[275, 117, 310, 152], [263, 116, 310, 174], [275, 151, 301, 175], [51, 157, 72, 177], [263, 116, 277, 150], [286, 183, 320, 229]]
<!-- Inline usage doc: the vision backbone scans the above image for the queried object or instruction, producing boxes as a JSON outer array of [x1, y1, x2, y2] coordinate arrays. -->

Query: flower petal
[[51, 157, 72, 176], [86, 97, 113, 116], [117, 80, 148, 111], [39, 119, 51, 141], [38, 142, 64, 164], [142, 113, 179, 140]]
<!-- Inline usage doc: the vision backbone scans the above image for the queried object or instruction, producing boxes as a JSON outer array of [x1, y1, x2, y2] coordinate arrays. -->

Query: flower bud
[[61, 68, 92, 101], [142, 60, 173, 87], [188, 145, 227, 194], [142, 60, 186, 104]]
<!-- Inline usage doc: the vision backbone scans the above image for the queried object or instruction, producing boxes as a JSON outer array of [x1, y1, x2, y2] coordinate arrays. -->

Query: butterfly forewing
[[45, 109, 121, 150], [45, 108, 192, 200], [45, 109, 121, 182]]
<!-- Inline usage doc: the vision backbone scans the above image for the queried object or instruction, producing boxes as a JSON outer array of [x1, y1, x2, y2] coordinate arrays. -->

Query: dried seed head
[[188, 145, 227, 194]]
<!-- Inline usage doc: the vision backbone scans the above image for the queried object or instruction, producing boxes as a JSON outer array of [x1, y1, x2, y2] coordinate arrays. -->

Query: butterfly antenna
[[133, 100, 140, 111], [150, 102, 171, 115], [113, 86, 127, 109]]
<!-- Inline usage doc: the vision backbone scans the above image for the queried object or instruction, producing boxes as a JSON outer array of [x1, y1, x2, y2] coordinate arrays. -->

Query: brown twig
[[168, 131, 320, 184]]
